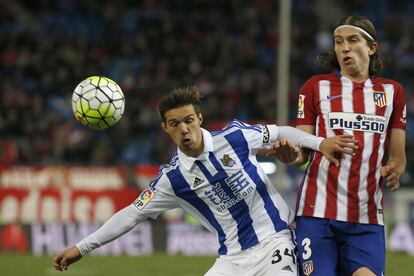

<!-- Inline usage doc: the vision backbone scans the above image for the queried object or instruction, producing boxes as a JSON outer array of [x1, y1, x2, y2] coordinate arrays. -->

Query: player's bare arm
[[53, 246, 82, 272], [381, 129, 406, 192]]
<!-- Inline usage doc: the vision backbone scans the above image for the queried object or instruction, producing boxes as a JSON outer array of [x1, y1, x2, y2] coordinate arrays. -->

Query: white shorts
[[205, 229, 297, 276]]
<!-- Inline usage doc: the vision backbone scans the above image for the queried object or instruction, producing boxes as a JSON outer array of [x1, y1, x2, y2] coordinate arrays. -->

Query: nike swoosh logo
[[326, 95, 342, 101]]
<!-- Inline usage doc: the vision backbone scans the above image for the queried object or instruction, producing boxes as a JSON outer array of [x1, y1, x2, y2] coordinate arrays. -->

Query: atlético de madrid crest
[[302, 260, 314, 275], [373, 91, 388, 107]]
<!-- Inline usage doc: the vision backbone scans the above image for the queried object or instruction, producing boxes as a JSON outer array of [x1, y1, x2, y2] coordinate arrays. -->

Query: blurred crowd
[[0, 0, 413, 182]]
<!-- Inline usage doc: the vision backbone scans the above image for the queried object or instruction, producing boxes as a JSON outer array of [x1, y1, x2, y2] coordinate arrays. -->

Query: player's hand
[[53, 246, 83, 272], [381, 159, 405, 192], [268, 139, 300, 164], [319, 135, 358, 167]]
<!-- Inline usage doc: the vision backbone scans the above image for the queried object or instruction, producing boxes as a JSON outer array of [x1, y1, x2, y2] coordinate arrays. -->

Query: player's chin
[[345, 64, 358, 73]]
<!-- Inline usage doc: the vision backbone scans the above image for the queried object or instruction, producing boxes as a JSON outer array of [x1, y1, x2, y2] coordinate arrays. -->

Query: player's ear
[[368, 42, 377, 56], [198, 113, 203, 125], [161, 122, 167, 132]]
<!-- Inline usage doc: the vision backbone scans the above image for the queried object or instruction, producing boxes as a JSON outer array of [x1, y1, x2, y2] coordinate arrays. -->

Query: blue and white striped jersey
[[134, 120, 294, 255]]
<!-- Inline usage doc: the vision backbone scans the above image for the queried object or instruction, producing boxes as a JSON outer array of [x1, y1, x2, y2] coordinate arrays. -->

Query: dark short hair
[[316, 15, 384, 75], [157, 85, 202, 122]]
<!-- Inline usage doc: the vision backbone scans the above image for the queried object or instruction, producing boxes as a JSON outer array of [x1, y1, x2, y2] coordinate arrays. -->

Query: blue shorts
[[295, 217, 385, 276]]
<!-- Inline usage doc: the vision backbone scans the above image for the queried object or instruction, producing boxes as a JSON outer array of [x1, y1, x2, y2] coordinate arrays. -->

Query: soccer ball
[[72, 76, 125, 130]]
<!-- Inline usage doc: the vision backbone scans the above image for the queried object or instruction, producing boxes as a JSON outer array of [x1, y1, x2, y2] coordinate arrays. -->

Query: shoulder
[[305, 72, 337, 83], [372, 76, 404, 91], [149, 155, 180, 191], [300, 73, 337, 91], [211, 119, 262, 137]]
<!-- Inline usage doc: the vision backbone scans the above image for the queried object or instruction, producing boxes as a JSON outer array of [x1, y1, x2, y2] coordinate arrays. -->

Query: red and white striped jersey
[[295, 72, 406, 225]]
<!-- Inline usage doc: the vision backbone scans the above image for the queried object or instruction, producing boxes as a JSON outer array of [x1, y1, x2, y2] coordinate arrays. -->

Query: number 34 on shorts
[[270, 247, 297, 274], [272, 247, 297, 265]]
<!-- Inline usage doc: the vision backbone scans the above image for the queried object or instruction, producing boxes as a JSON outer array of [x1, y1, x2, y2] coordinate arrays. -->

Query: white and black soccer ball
[[72, 76, 125, 130]]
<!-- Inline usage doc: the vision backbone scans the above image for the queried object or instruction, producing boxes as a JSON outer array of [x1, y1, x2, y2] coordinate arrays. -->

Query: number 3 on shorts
[[301, 238, 312, 260]]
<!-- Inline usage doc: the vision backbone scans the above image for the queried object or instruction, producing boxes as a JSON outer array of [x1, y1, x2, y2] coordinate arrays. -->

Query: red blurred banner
[[0, 166, 129, 190], [0, 165, 159, 223]]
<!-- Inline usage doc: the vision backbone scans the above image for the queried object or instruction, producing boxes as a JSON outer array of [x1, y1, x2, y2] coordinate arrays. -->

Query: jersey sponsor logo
[[297, 94, 305, 119], [373, 91, 388, 107], [302, 260, 314, 275], [262, 125, 270, 143], [221, 154, 236, 167], [133, 188, 154, 210], [328, 112, 386, 134], [204, 170, 254, 212]]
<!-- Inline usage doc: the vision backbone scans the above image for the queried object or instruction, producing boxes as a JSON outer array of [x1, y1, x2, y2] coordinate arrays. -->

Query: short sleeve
[[388, 82, 406, 130], [296, 77, 318, 126]]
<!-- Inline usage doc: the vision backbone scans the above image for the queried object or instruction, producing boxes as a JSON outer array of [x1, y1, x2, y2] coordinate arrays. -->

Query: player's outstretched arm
[[294, 125, 358, 166], [269, 134, 357, 167], [53, 246, 82, 272], [52, 204, 145, 272], [266, 125, 357, 167], [274, 125, 357, 166]]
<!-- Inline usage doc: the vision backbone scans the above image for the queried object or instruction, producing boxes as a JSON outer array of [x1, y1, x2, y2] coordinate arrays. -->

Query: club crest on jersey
[[373, 91, 388, 107], [133, 188, 154, 210], [302, 260, 314, 275], [297, 94, 305, 119], [328, 112, 386, 134], [221, 154, 236, 167]]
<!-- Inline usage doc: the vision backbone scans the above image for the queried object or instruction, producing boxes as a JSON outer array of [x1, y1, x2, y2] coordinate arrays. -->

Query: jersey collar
[[335, 70, 372, 85], [177, 128, 214, 170]]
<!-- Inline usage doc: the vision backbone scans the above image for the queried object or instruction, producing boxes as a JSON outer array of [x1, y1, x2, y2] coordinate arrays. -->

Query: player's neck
[[185, 147, 204, 158], [340, 70, 369, 84], [340, 62, 370, 83]]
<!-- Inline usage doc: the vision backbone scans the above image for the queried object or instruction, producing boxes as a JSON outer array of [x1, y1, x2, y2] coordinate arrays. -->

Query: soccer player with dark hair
[[54, 85, 355, 275], [288, 15, 406, 276]]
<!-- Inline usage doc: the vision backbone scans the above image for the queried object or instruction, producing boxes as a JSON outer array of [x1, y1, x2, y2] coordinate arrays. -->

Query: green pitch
[[0, 252, 412, 275], [0, 253, 214, 276]]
